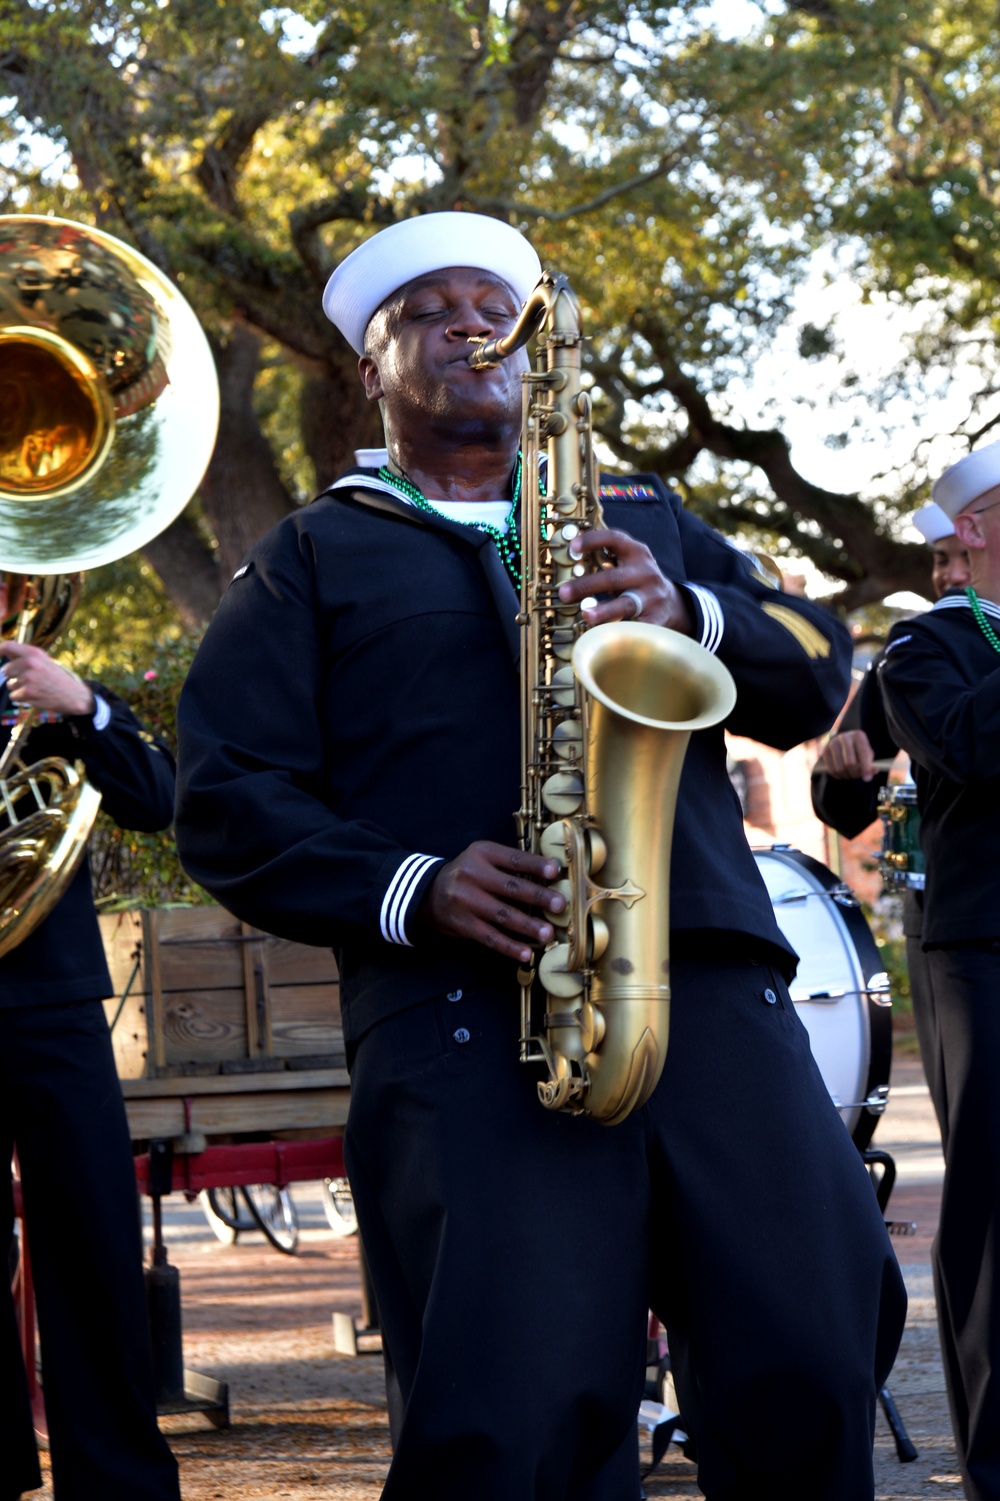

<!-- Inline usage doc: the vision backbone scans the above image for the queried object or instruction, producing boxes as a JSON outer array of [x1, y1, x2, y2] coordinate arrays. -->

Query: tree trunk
[[300, 360, 385, 492], [141, 513, 221, 630], [199, 326, 298, 584]]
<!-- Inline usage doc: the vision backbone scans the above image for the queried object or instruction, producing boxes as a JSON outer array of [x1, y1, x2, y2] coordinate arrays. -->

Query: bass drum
[[753, 846, 892, 1150]]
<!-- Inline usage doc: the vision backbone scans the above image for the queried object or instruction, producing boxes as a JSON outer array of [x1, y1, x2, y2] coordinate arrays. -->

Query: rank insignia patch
[[761, 601, 831, 660], [598, 484, 657, 501]]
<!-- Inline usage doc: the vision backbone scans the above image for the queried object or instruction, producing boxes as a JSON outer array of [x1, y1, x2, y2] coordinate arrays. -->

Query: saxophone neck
[[467, 271, 577, 369]]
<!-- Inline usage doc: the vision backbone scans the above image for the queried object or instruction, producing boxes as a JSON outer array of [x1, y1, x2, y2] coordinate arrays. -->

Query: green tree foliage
[[2, 0, 997, 621]]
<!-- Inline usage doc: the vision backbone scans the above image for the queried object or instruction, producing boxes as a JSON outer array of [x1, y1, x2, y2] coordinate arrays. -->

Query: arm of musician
[[811, 732, 891, 841], [670, 506, 853, 747], [1, 642, 176, 831], [814, 730, 878, 781], [555, 526, 695, 635], [65, 685, 176, 832], [810, 667, 898, 838], [879, 622, 1000, 785], [554, 511, 851, 745], [0, 640, 94, 716], [173, 541, 451, 951], [411, 842, 566, 965]]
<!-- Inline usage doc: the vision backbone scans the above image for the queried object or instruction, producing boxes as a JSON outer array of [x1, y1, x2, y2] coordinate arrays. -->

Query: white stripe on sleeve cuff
[[92, 694, 112, 731], [686, 585, 724, 654], [379, 853, 443, 946]]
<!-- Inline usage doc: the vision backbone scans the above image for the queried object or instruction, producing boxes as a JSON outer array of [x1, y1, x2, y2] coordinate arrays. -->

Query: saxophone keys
[[579, 1000, 606, 1054], [538, 943, 584, 999], [539, 821, 570, 865], [588, 914, 609, 961], [550, 664, 576, 709], [552, 718, 583, 761], [586, 828, 607, 873], [541, 769, 584, 815], [549, 625, 575, 660], [548, 522, 580, 566]]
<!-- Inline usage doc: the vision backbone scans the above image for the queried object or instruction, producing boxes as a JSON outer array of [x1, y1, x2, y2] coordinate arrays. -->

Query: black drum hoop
[[755, 845, 892, 1151]]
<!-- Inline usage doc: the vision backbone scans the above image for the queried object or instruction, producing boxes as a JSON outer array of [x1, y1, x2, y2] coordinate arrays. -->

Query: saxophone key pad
[[541, 769, 584, 815]]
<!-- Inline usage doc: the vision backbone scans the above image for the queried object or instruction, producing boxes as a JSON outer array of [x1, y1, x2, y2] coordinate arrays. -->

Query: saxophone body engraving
[[470, 271, 736, 1124]]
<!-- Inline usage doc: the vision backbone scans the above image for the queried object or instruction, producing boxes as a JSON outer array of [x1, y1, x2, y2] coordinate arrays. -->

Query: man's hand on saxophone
[[412, 841, 566, 965], [557, 526, 695, 633]]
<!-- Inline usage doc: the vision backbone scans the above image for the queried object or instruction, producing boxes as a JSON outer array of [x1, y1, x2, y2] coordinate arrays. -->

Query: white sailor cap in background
[[911, 502, 955, 544], [322, 212, 542, 354], [931, 441, 1000, 520]]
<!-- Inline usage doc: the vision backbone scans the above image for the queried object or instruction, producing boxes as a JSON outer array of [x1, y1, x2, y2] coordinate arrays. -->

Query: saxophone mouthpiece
[[467, 336, 503, 369]]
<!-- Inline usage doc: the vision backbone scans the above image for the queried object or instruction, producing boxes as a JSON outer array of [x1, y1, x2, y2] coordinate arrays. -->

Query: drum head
[[753, 846, 892, 1149]]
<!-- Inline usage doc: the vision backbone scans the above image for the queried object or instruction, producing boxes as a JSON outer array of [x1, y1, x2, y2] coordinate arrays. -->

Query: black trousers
[[345, 955, 907, 1501], [0, 1000, 180, 1501], [919, 945, 1000, 1501]]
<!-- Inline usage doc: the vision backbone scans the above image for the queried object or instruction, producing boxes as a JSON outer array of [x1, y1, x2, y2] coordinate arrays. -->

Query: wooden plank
[[156, 909, 246, 992], [103, 992, 149, 1080], [269, 983, 342, 1058], [99, 905, 345, 1082], [144, 910, 167, 1070], [266, 938, 339, 986], [122, 1086, 351, 1142], [101, 909, 145, 997], [120, 1067, 349, 1098], [158, 989, 249, 1066], [242, 924, 271, 1058]]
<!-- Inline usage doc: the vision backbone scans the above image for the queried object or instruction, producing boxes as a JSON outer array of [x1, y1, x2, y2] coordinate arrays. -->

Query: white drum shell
[[753, 847, 891, 1147]]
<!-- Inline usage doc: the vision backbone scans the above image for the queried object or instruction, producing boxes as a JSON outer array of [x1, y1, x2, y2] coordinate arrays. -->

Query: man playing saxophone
[[175, 213, 905, 1500]]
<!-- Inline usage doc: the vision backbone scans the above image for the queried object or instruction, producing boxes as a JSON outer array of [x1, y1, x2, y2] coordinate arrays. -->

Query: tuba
[[470, 272, 736, 1124], [0, 216, 220, 956]]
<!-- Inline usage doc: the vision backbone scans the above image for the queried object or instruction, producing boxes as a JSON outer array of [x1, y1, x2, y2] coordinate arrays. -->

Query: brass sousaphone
[[0, 216, 220, 956]]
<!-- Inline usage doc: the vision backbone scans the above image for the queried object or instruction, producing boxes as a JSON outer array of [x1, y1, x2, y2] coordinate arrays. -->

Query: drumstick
[[871, 758, 901, 772]]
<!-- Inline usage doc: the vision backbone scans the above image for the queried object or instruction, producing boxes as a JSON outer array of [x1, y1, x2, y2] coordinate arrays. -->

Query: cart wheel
[[321, 1177, 358, 1238], [241, 1185, 299, 1255], [199, 1187, 255, 1244]]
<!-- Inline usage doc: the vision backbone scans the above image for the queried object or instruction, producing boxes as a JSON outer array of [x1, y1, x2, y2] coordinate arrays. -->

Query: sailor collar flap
[[325, 478, 522, 666]]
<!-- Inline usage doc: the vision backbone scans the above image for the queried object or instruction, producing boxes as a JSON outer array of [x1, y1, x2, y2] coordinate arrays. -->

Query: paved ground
[[26, 1055, 958, 1499]]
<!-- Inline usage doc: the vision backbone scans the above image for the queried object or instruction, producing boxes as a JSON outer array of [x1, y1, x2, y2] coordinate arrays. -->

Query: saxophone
[[470, 272, 736, 1124]]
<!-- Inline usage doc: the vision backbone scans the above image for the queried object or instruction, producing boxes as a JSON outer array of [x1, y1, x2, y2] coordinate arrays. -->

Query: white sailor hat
[[931, 441, 1000, 520], [911, 502, 955, 544], [322, 212, 542, 354]]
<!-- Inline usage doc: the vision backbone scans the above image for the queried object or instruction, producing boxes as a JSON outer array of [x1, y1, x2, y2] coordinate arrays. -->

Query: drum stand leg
[[879, 1385, 918, 1463], [333, 1235, 383, 1356], [145, 1140, 229, 1428], [862, 1146, 918, 1463]]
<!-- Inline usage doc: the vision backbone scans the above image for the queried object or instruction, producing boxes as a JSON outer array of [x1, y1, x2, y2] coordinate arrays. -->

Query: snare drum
[[877, 783, 924, 891], [753, 846, 892, 1149]]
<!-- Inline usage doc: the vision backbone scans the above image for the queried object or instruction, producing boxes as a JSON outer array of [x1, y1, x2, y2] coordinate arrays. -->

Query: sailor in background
[[0, 578, 180, 1501], [175, 212, 905, 1501], [879, 444, 1000, 1501], [811, 502, 970, 1118]]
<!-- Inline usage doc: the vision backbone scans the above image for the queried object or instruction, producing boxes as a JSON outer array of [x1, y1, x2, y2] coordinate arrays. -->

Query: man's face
[[360, 267, 528, 444], [931, 535, 971, 598]]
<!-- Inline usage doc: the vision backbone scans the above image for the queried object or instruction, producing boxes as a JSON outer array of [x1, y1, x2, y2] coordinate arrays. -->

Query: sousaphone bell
[[0, 215, 220, 955]]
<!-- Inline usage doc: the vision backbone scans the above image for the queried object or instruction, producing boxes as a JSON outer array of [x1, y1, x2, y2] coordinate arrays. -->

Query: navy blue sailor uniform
[[0, 682, 180, 1501], [810, 655, 937, 1111], [879, 590, 1000, 1501], [176, 468, 905, 1501]]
